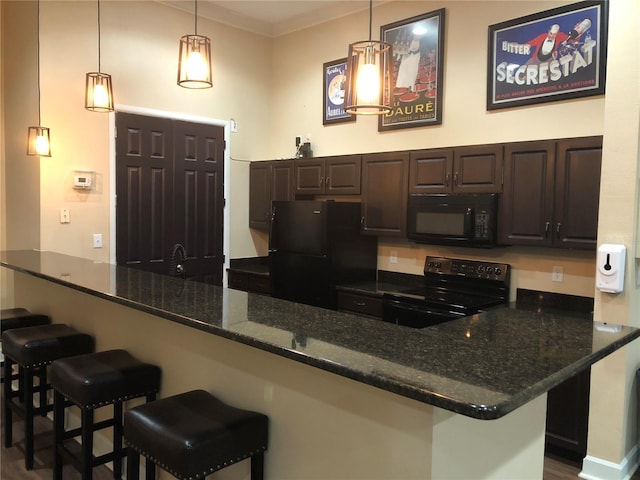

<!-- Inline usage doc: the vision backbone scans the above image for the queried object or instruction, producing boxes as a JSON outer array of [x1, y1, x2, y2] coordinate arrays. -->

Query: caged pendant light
[[27, 0, 51, 157], [177, 0, 212, 88], [85, 0, 114, 112], [344, 0, 393, 115]]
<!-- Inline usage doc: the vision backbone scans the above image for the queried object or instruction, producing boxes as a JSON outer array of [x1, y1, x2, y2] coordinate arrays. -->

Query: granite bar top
[[3, 250, 639, 420]]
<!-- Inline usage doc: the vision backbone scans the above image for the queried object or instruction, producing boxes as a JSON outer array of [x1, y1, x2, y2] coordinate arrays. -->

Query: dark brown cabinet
[[249, 160, 294, 230], [499, 136, 602, 249], [361, 152, 409, 236], [337, 291, 383, 319], [294, 155, 361, 195], [409, 145, 503, 194], [227, 270, 271, 295]]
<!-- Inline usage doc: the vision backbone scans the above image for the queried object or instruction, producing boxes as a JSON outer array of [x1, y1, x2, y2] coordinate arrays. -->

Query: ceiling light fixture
[[85, 0, 114, 112], [177, 0, 212, 89], [344, 0, 393, 115], [27, 0, 51, 157]]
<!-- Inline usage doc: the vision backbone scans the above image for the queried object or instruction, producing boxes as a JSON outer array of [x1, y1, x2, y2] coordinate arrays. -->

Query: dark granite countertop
[[3, 250, 639, 420]]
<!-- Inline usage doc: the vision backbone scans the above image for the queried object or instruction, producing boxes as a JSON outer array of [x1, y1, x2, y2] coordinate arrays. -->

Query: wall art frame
[[379, 8, 445, 132], [487, 1, 608, 110], [323, 58, 355, 125]]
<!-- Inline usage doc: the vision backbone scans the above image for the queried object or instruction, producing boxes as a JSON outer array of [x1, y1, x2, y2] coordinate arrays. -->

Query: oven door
[[382, 296, 466, 329]]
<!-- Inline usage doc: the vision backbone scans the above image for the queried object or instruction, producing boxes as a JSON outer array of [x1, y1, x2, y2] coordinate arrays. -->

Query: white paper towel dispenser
[[596, 244, 626, 293]]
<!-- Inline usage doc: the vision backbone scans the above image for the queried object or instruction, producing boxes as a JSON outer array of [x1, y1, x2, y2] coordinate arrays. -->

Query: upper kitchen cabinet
[[249, 160, 294, 230], [294, 155, 361, 196], [499, 136, 602, 249], [409, 145, 503, 194], [361, 152, 409, 236]]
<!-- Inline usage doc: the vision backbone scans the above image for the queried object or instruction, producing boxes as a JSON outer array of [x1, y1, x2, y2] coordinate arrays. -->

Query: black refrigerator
[[269, 200, 377, 310]]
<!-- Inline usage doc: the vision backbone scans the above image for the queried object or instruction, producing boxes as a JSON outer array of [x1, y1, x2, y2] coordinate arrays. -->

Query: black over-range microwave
[[406, 193, 499, 248]]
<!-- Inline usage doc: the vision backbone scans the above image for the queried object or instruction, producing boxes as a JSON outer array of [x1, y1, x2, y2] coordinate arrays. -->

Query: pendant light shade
[[27, 126, 51, 157], [85, 0, 114, 112], [85, 72, 114, 112], [344, 0, 393, 115], [27, 0, 51, 157], [177, 0, 212, 89]]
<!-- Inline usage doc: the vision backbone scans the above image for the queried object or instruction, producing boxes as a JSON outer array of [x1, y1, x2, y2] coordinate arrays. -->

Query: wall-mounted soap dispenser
[[596, 244, 626, 293]]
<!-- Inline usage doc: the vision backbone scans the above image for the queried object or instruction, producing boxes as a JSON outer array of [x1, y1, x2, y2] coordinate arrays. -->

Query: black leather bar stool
[[124, 389, 269, 480], [51, 349, 161, 480], [2, 323, 94, 470], [1, 308, 51, 384]]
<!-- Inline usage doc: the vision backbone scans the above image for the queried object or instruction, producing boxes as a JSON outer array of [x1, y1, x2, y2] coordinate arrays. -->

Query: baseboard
[[579, 444, 640, 480]]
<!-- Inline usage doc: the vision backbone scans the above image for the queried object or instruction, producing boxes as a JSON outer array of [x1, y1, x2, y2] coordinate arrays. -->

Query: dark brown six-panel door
[[116, 112, 225, 285]]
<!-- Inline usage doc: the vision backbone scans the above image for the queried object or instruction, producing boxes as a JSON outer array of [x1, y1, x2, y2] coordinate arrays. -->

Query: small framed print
[[379, 8, 445, 131], [487, 1, 608, 110], [323, 58, 355, 125]]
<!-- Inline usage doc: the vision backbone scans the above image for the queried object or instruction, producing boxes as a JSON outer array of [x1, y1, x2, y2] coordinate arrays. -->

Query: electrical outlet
[[60, 208, 70, 224], [552, 266, 564, 282], [93, 233, 103, 248], [390, 250, 398, 264]]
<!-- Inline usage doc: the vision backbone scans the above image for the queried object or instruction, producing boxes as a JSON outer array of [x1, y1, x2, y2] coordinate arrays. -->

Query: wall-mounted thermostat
[[72, 170, 94, 190]]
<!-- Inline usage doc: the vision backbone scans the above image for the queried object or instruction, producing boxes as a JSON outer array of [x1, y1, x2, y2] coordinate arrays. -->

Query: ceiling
[[160, 0, 386, 37]]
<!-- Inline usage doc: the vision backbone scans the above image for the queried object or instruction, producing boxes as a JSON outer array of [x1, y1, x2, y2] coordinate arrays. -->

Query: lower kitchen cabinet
[[545, 368, 591, 461], [337, 291, 383, 319], [227, 270, 271, 296]]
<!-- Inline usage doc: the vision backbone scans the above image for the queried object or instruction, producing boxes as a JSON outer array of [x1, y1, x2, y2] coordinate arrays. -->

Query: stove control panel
[[424, 256, 510, 281]]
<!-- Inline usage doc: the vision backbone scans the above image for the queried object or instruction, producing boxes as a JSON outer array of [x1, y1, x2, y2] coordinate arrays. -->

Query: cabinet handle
[[445, 173, 450, 187], [544, 222, 550, 238], [325, 177, 329, 185], [556, 223, 561, 237], [320, 176, 324, 185], [454, 172, 459, 186], [353, 301, 366, 307], [360, 216, 365, 227]]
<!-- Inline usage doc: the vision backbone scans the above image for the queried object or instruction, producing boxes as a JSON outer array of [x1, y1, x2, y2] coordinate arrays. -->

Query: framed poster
[[379, 8, 445, 132], [487, 1, 608, 110], [323, 58, 355, 125]]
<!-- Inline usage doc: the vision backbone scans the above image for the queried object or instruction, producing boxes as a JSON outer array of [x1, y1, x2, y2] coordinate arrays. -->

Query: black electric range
[[382, 256, 511, 329]]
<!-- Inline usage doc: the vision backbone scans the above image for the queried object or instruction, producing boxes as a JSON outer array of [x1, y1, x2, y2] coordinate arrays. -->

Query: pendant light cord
[[367, 0, 372, 42], [36, 0, 41, 125], [97, 0, 102, 72], [194, 0, 198, 35]]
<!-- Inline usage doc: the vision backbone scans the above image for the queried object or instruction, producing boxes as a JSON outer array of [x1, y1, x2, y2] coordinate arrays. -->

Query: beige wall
[[2, 0, 640, 473]]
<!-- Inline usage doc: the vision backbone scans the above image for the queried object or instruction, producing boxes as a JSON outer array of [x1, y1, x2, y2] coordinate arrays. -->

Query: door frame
[[108, 104, 231, 286]]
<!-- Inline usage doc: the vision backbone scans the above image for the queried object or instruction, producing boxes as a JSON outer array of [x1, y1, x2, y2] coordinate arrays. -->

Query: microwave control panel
[[474, 212, 491, 239]]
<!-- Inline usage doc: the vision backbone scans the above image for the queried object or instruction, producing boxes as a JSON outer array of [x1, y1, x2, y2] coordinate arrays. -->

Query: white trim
[[579, 444, 640, 480], [108, 104, 230, 287]]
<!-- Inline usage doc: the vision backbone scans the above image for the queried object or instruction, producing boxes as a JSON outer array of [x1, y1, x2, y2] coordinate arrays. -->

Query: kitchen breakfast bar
[[2, 250, 639, 479]]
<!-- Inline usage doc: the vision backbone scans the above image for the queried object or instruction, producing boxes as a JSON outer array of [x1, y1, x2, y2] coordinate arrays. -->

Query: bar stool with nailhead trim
[[124, 389, 269, 480], [2, 323, 94, 470], [1, 308, 51, 385], [50, 349, 161, 480]]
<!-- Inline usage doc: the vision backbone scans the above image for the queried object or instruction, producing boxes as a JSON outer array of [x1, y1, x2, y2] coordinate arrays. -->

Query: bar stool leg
[[251, 452, 265, 480], [3, 356, 13, 447], [126, 448, 140, 479], [53, 390, 65, 480], [113, 402, 123, 479], [81, 408, 94, 480], [37, 366, 47, 417], [24, 367, 35, 470]]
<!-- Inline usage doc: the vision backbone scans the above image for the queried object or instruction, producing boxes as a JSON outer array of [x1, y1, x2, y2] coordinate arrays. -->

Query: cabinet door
[[326, 155, 361, 195], [409, 148, 454, 193], [249, 162, 271, 230], [271, 160, 294, 202], [554, 137, 602, 249], [499, 141, 555, 246], [453, 144, 503, 193], [337, 291, 383, 318], [361, 152, 409, 236], [295, 158, 325, 195]]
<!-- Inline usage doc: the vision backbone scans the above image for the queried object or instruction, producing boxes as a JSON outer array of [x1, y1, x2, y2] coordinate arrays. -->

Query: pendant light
[[344, 0, 393, 115], [177, 0, 212, 88], [27, 0, 51, 157], [85, 0, 114, 112]]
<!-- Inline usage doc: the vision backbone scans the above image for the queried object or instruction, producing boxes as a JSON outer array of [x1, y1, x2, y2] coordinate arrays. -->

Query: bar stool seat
[[2, 323, 94, 470], [124, 389, 269, 480], [51, 349, 161, 480], [1, 308, 51, 384]]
